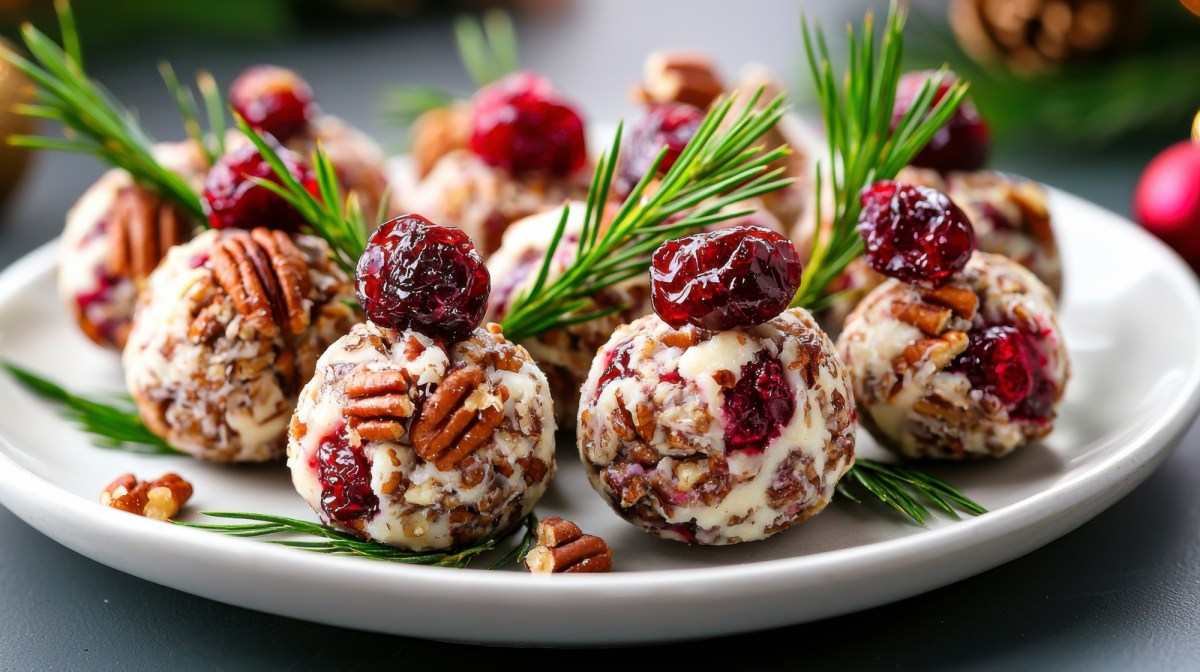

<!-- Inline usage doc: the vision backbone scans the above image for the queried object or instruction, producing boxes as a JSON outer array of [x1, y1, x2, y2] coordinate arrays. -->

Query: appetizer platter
[[1, 1, 1199, 645]]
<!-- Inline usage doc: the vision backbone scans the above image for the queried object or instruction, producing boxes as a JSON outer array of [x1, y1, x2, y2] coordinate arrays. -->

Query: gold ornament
[[949, 0, 1142, 73], [0, 37, 34, 205]]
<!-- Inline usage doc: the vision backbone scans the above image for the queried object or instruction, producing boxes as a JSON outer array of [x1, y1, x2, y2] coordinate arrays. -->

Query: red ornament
[[1134, 140, 1200, 269]]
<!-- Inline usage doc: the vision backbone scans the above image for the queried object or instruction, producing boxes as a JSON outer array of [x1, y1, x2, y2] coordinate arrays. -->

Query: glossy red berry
[[229, 65, 316, 144], [203, 141, 318, 232], [650, 226, 802, 331], [948, 325, 1053, 421], [617, 102, 705, 196], [355, 214, 490, 341], [893, 70, 989, 173], [858, 180, 976, 288], [593, 340, 636, 399], [470, 71, 587, 177], [722, 352, 795, 453], [316, 434, 378, 524]]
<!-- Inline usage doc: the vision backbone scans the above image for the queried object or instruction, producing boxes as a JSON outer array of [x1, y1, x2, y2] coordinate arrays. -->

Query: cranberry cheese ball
[[58, 140, 208, 350], [837, 252, 1069, 459], [123, 228, 358, 461], [578, 310, 855, 545], [287, 322, 556, 550]]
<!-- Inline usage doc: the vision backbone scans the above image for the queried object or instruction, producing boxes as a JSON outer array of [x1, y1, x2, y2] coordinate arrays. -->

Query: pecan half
[[893, 301, 952, 336], [100, 472, 193, 521], [411, 104, 469, 178], [525, 516, 612, 574], [107, 185, 191, 282], [919, 285, 978, 319], [632, 49, 724, 109], [410, 365, 505, 470], [209, 228, 311, 338], [343, 365, 415, 442]]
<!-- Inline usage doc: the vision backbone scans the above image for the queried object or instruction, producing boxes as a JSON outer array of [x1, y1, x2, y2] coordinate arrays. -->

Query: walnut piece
[[100, 473, 193, 521], [410, 365, 506, 470], [524, 516, 612, 574]]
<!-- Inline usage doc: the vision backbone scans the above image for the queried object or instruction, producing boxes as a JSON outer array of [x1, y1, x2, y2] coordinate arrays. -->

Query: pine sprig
[[379, 9, 519, 129], [839, 458, 986, 525], [235, 114, 368, 276], [158, 62, 225, 167], [178, 511, 539, 569], [2, 362, 179, 455], [790, 2, 968, 311], [500, 91, 792, 342], [3, 0, 206, 220]]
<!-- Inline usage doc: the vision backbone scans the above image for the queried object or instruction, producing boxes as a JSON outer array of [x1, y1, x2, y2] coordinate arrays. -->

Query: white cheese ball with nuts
[[837, 251, 1069, 459], [577, 309, 856, 545], [287, 321, 556, 551], [123, 227, 358, 462]]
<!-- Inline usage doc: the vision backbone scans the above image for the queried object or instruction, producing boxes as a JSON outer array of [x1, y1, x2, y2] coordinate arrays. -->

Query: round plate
[[1, 187, 1198, 646]]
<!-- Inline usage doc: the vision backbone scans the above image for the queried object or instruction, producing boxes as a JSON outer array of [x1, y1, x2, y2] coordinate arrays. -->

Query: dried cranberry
[[355, 214, 490, 341], [203, 141, 318, 231], [469, 71, 587, 177], [229, 65, 316, 144], [316, 434, 378, 524], [594, 340, 635, 399], [948, 325, 1054, 421], [617, 102, 705, 196], [650, 226, 802, 331], [892, 70, 989, 173], [722, 351, 794, 453], [858, 181, 975, 288]]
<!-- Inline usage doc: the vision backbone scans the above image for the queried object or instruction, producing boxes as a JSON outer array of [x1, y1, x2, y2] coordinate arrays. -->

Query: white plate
[[1, 187, 1199, 646]]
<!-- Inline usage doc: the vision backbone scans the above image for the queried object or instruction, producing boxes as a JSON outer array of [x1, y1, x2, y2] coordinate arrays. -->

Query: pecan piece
[[633, 49, 724, 109], [100, 473, 193, 521], [893, 301, 952, 336], [410, 365, 504, 470], [108, 185, 191, 282], [901, 330, 969, 370], [343, 365, 415, 442], [919, 285, 978, 319], [411, 104, 469, 178], [525, 517, 612, 574], [210, 228, 311, 338]]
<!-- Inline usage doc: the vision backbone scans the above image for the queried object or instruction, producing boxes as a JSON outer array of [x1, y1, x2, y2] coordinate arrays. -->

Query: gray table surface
[[3, 1, 1199, 668]]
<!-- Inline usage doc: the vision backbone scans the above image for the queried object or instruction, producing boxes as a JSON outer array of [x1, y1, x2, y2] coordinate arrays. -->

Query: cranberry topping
[[617, 102, 705, 196], [203, 141, 318, 231], [355, 214, 490, 341], [948, 325, 1055, 421], [722, 351, 795, 453], [594, 340, 635, 399], [651, 225, 802, 331], [892, 70, 989, 173], [469, 71, 587, 177], [229, 65, 316, 144], [316, 434, 378, 524], [858, 181, 976, 288]]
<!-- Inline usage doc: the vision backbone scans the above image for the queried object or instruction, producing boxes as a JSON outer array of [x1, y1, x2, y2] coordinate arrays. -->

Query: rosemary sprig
[[500, 91, 792, 342], [235, 114, 368, 276], [3, 0, 206, 220], [178, 511, 539, 569], [2, 362, 179, 455], [839, 458, 986, 525], [380, 9, 518, 129], [157, 61, 225, 167], [790, 2, 968, 311]]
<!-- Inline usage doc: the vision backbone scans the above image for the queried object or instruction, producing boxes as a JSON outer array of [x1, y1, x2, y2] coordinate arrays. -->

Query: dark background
[[2, 1, 1200, 668]]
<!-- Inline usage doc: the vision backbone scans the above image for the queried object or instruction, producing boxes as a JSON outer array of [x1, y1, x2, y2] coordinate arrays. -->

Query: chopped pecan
[[919, 285, 978, 319], [411, 104, 469, 178], [209, 228, 311, 338], [525, 516, 612, 574], [410, 365, 504, 470], [893, 301, 952, 336], [343, 365, 415, 442], [632, 49, 724, 109], [107, 185, 191, 282], [100, 472, 193, 521], [901, 330, 969, 370]]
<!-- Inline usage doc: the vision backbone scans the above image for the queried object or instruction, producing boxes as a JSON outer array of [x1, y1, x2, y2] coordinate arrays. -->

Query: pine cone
[[949, 0, 1142, 73]]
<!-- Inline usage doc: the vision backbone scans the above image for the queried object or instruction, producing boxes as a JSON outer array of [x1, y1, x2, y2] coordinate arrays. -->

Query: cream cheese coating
[[288, 322, 556, 550], [577, 309, 856, 545]]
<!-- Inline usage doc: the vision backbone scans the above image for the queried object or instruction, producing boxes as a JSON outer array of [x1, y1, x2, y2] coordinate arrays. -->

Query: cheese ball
[[58, 141, 208, 350], [578, 309, 856, 545], [837, 252, 1069, 459], [288, 321, 556, 550], [123, 228, 358, 461]]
